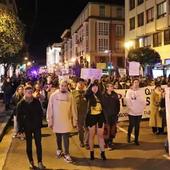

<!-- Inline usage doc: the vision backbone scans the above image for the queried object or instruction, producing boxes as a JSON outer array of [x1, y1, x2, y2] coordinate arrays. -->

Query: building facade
[[125, 0, 170, 64], [61, 2, 125, 69], [46, 43, 62, 73]]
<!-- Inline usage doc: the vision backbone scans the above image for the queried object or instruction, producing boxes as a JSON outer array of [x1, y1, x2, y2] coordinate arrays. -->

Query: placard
[[81, 68, 102, 80], [129, 61, 140, 76]]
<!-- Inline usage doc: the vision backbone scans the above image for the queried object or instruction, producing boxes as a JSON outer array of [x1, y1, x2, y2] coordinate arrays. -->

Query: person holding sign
[[126, 79, 145, 145], [85, 81, 106, 160]]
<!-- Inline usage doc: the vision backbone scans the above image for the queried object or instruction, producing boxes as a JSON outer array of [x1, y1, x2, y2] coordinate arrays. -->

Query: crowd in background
[[0, 72, 169, 168]]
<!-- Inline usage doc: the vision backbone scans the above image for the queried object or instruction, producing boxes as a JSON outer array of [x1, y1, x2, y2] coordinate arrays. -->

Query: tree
[[0, 7, 24, 75], [127, 47, 161, 68], [127, 47, 161, 76]]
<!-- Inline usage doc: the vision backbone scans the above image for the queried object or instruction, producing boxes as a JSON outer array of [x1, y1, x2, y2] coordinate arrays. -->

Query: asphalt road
[[2, 120, 170, 170]]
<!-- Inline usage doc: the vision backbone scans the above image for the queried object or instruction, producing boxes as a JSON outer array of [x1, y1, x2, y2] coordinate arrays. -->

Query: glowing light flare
[[124, 41, 134, 50]]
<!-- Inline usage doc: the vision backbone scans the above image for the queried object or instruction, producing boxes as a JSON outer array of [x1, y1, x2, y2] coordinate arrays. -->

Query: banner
[[115, 86, 156, 122], [81, 68, 102, 80]]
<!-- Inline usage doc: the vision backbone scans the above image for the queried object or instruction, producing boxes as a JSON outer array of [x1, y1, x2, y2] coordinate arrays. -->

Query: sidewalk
[[0, 100, 13, 141], [0, 100, 13, 170]]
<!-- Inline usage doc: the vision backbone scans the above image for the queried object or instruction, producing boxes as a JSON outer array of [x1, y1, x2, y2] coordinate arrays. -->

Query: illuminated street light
[[24, 57, 28, 60], [27, 61, 32, 66], [124, 41, 134, 50], [104, 49, 112, 64]]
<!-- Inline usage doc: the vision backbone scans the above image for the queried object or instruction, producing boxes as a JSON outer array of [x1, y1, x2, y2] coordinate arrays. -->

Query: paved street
[[2, 120, 170, 170]]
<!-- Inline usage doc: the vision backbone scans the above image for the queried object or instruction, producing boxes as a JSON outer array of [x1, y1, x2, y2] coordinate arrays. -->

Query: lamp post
[[124, 41, 135, 72], [104, 50, 113, 75]]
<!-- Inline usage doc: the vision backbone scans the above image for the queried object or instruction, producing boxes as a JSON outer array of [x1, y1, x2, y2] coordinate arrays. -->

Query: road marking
[[117, 125, 135, 138]]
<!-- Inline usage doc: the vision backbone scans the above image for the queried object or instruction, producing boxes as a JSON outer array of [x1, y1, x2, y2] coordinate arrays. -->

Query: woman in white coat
[[46, 80, 77, 163], [126, 79, 145, 145]]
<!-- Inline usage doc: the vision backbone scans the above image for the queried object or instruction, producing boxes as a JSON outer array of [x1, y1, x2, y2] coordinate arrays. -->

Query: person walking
[[85, 81, 106, 160], [17, 85, 45, 169], [102, 82, 120, 150], [126, 79, 145, 145], [11, 85, 24, 139], [2, 77, 13, 110], [46, 80, 77, 163], [72, 79, 89, 149]]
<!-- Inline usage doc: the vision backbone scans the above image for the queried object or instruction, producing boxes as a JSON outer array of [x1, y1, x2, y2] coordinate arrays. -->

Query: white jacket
[[46, 90, 77, 133], [125, 88, 145, 116]]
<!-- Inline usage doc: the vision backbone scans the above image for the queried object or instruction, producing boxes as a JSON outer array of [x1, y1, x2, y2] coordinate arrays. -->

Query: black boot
[[90, 151, 94, 160], [135, 140, 140, 146], [127, 134, 131, 143], [101, 151, 106, 160]]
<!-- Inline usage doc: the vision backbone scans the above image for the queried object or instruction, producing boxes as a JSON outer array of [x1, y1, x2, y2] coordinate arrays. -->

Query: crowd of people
[[0, 73, 169, 169]]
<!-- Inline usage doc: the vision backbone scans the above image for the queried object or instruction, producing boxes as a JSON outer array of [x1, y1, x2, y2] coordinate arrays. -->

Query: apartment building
[[125, 0, 170, 64], [61, 2, 125, 69], [46, 43, 62, 73]]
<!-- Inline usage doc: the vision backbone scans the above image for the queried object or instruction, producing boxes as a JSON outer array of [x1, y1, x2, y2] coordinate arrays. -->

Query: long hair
[[88, 83, 102, 107]]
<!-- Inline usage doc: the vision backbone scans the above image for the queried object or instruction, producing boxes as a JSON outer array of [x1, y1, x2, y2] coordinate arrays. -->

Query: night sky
[[15, 0, 124, 64]]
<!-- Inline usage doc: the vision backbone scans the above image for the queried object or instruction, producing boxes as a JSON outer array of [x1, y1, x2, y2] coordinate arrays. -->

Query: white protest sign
[[129, 61, 140, 76], [81, 68, 102, 80], [119, 68, 126, 77], [165, 87, 170, 156]]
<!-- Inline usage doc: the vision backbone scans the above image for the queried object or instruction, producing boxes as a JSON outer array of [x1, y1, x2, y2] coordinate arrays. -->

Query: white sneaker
[[56, 150, 63, 158], [63, 154, 73, 163]]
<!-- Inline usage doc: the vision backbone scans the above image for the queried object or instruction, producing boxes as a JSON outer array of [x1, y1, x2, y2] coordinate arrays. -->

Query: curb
[[0, 128, 13, 170], [0, 111, 13, 142], [0, 111, 13, 170]]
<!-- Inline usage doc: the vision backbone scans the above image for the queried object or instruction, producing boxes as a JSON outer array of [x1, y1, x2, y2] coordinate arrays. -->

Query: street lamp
[[24, 57, 28, 61], [124, 41, 134, 50], [104, 50, 112, 63], [124, 40, 135, 72], [104, 50, 113, 75], [27, 61, 32, 67]]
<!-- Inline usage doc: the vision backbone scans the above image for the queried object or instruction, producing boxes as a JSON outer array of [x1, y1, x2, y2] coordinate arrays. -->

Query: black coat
[[11, 93, 23, 116], [17, 98, 43, 132], [102, 91, 120, 124]]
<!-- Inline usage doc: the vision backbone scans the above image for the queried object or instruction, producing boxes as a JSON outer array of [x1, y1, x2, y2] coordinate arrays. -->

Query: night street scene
[[1, 0, 170, 169]]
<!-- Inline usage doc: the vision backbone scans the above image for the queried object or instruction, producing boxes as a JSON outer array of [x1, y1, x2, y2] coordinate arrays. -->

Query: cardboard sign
[[129, 61, 140, 76], [119, 68, 126, 77], [96, 63, 106, 69], [81, 68, 102, 80]]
